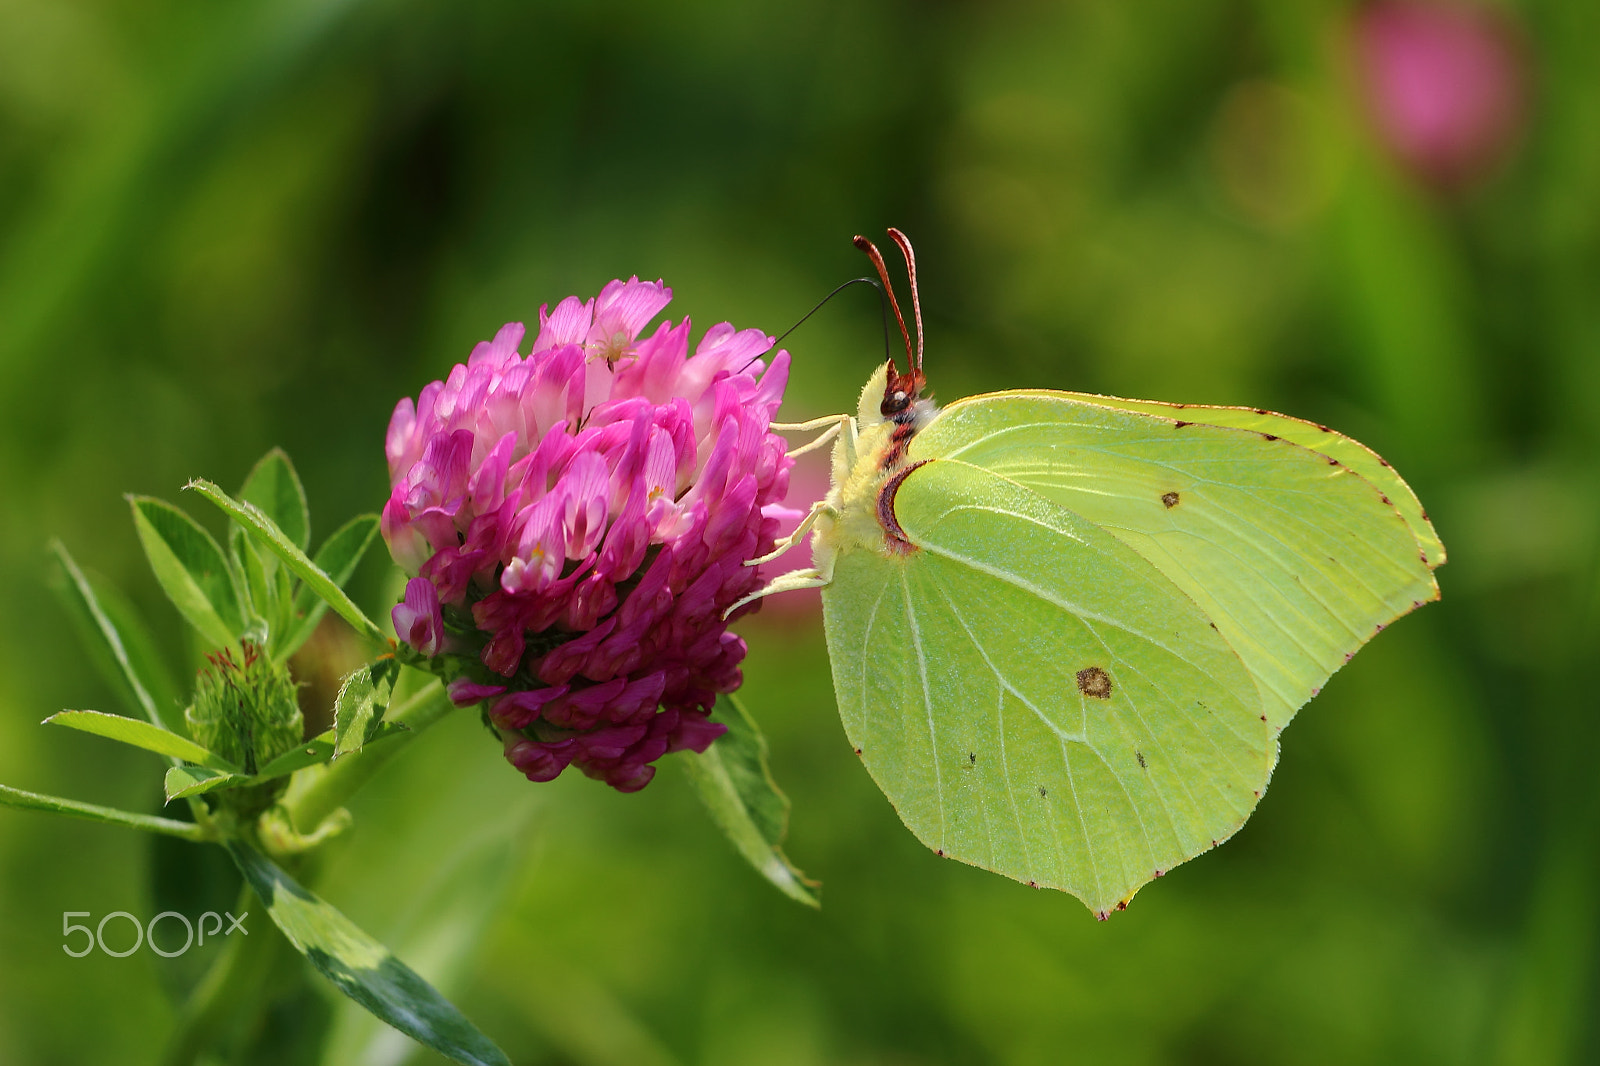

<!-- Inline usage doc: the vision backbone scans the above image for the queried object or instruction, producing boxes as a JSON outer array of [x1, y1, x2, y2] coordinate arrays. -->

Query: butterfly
[[740, 229, 1443, 918]]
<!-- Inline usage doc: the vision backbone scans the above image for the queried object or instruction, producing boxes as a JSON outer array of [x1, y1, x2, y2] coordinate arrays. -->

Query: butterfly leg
[[773, 413, 856, 460], [772, 413, 853, 433], [746, 500, 832, 567], [722, 566, 830, 619]]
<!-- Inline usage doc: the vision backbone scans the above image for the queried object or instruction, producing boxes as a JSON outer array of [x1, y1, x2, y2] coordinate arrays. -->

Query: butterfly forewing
[[910, 395, 1439, 733], [1034, 390, 1446, 567], [822, 460, 1271, 915]]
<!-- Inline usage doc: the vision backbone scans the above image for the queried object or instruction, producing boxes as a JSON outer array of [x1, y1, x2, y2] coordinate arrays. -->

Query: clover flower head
[[381, 278, 793, 791]]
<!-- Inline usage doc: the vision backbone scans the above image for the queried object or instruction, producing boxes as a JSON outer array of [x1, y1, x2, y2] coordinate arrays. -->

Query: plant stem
[[285, 683, 454, 834], [161, 883, 282, 1066], [165, 684, 456, 1062], [0, 784, 210, 840]]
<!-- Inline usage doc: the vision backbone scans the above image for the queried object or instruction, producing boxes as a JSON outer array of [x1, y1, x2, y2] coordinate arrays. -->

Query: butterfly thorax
[[812, 362, 938, 575]]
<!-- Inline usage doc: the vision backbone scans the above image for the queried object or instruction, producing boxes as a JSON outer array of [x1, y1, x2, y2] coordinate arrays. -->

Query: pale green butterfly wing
[[822, 460, 1271, 916], [910, 393, 1440, 733], [1032, 390, 1445, 567]]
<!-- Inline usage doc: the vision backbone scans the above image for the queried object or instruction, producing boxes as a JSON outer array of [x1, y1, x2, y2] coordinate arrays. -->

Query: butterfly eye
[[880, 387, 914, 418]]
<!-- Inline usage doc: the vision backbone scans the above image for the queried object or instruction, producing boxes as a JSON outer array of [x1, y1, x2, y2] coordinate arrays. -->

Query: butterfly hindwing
[[823, 459, 1271, 915]]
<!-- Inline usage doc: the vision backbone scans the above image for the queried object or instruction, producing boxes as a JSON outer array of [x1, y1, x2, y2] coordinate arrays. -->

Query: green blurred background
[[1, 0, 1597, 1062]]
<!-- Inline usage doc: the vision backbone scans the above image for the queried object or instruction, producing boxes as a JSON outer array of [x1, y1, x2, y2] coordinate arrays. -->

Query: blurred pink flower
[[382, 278, 792, 791], [1352, 1, 1527, 189]]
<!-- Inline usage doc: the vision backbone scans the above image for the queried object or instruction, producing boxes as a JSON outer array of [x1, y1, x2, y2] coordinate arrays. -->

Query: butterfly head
[[880, 361, 926, 418]]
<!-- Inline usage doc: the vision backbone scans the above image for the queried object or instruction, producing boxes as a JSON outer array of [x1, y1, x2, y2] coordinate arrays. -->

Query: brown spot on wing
[[1076, 666, 1113, 699], [1161, 491, 1180, 509]]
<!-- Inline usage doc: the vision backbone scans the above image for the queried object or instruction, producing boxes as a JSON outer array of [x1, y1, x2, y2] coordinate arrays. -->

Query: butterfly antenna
[[735, 276, 888, 374], [887, 228, 923, 373], [771, 276, 886, 352], [853, 234, 914, 375]]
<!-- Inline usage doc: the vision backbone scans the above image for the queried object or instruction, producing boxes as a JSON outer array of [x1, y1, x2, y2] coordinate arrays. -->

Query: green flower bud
[[186, 641, 302, 776]]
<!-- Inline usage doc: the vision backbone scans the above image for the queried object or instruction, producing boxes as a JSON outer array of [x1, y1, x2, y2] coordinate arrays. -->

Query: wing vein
[[899, 570, 947, 851]]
